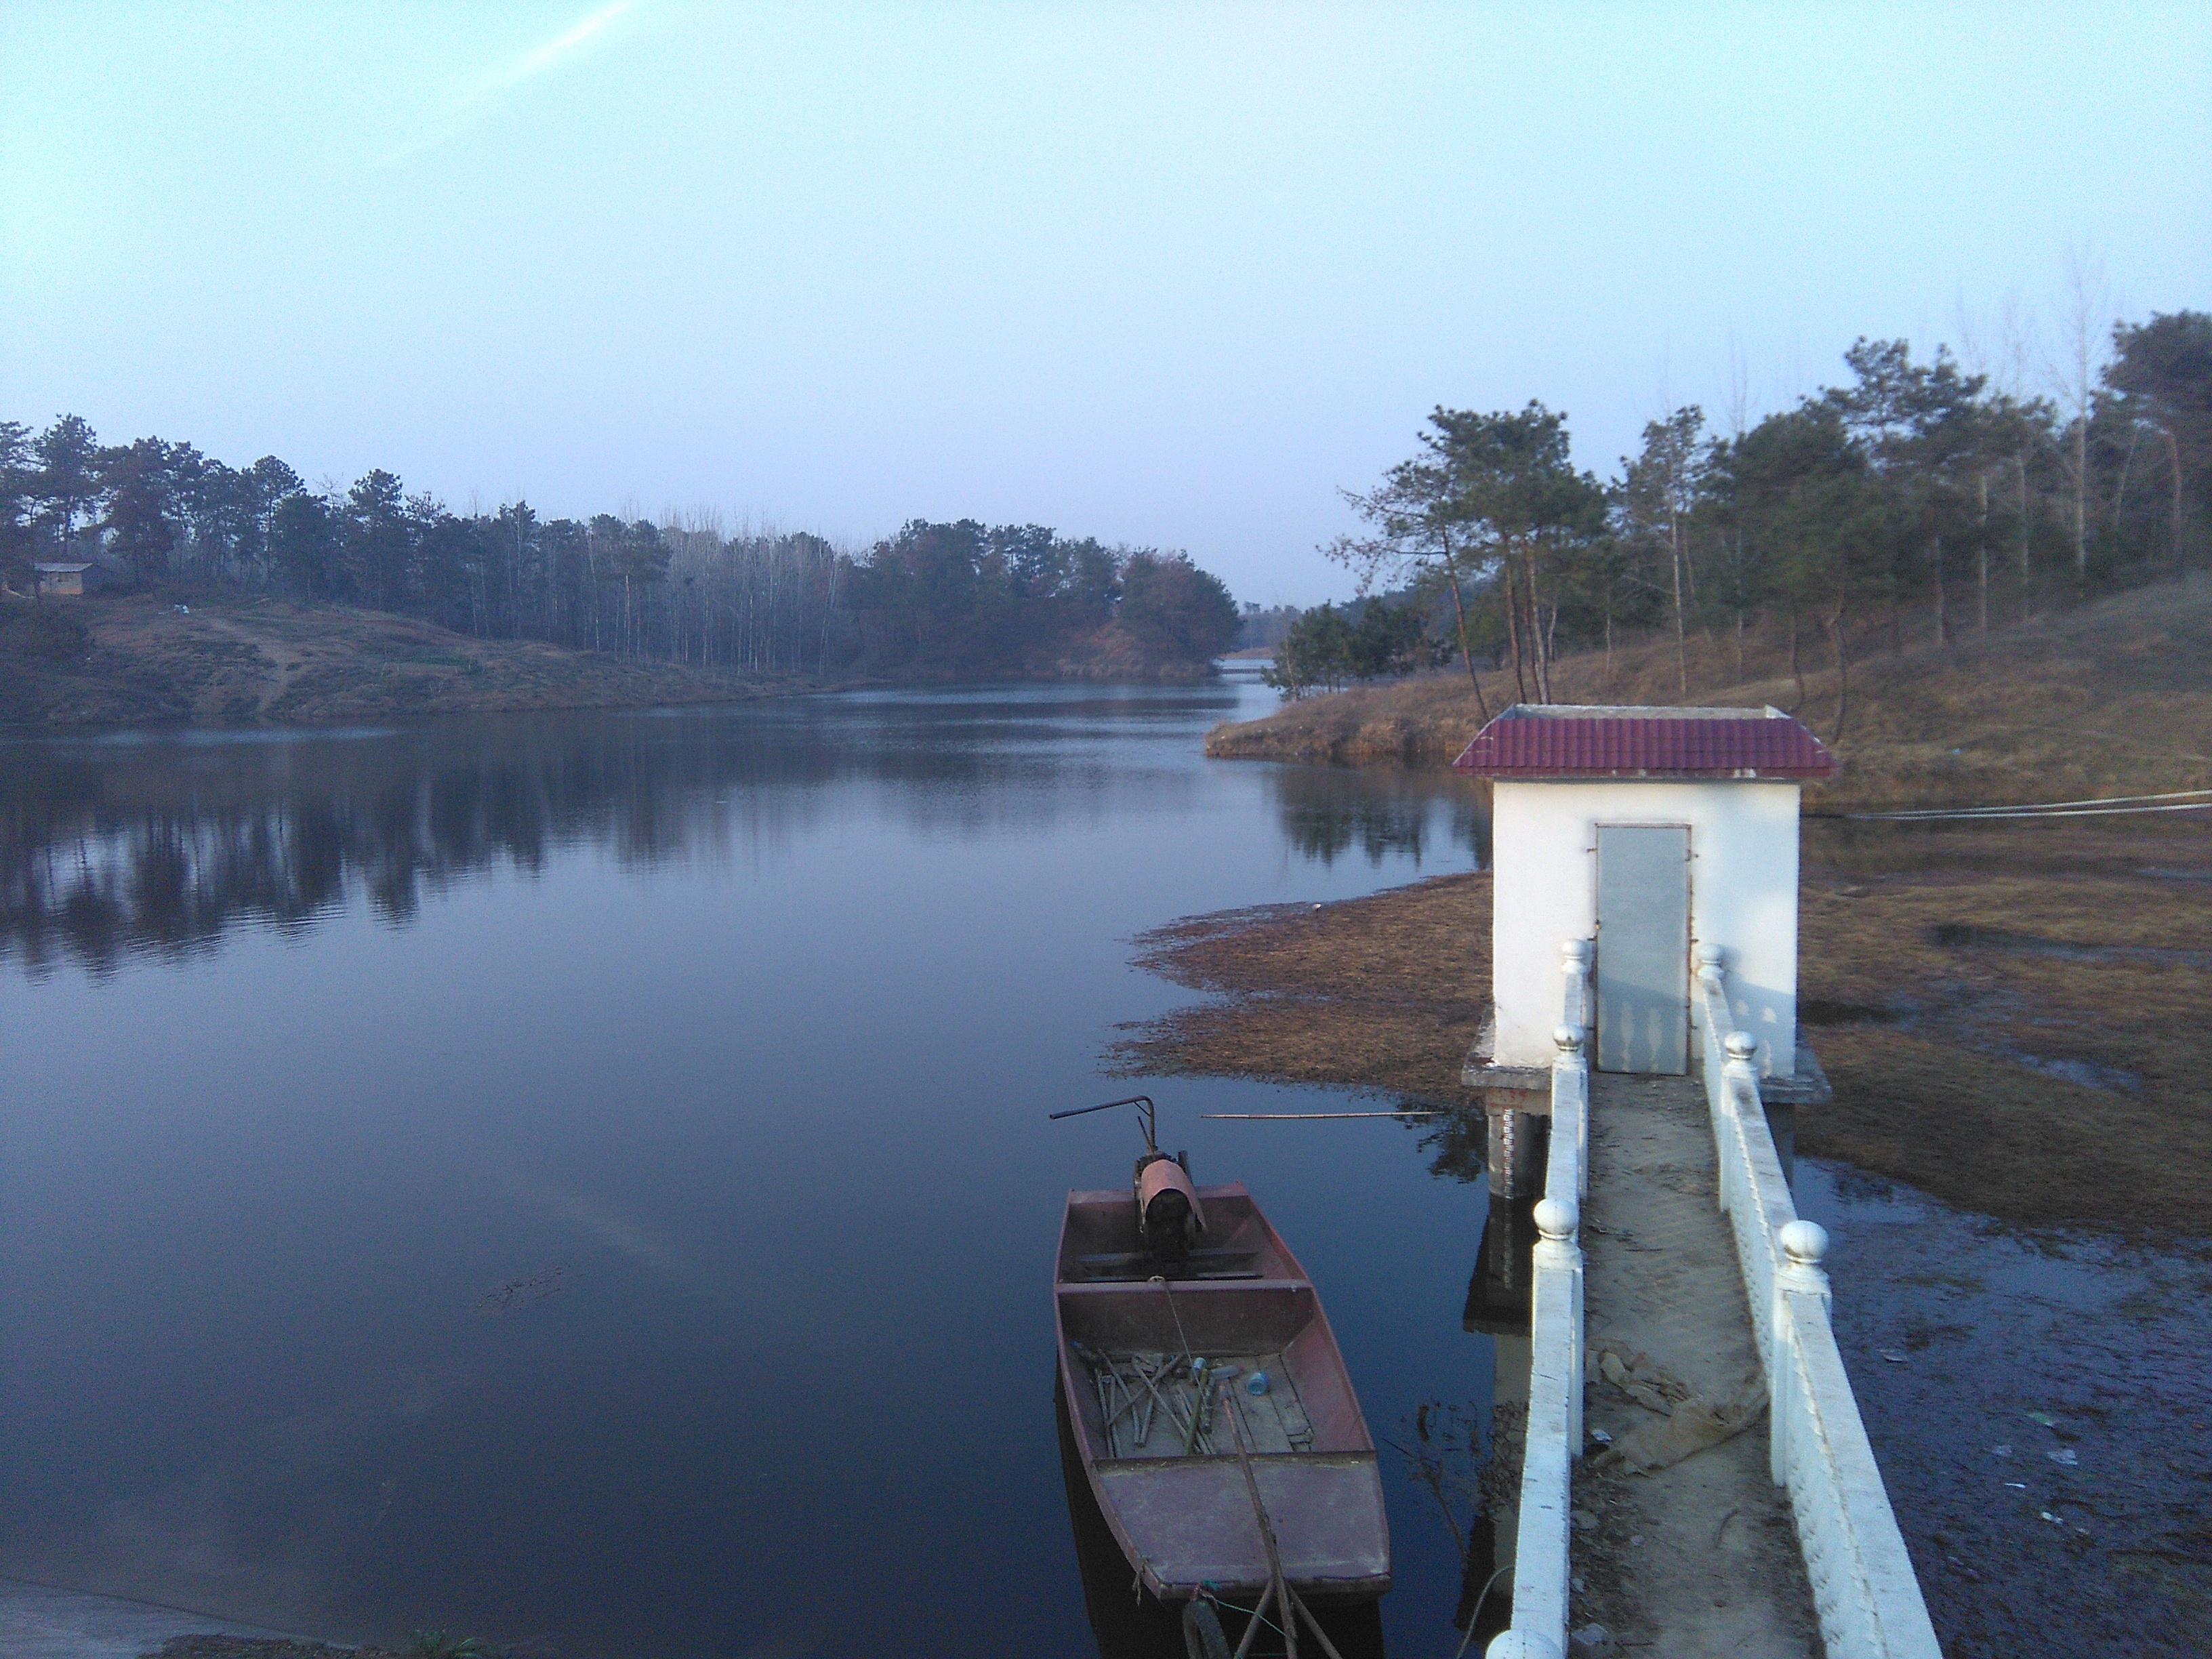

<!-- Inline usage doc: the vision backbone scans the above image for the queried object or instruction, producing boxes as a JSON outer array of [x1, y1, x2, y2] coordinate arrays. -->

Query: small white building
[[33, 561, 97, 598], [1454, 703, 1835, 1089]]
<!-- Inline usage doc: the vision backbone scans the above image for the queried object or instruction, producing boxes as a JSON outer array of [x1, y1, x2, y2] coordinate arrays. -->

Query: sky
[[3, 3, 2207, 606]]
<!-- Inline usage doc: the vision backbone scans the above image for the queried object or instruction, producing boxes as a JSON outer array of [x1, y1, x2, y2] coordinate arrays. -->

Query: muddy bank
[[1107, 873, 1492, 1109], [1797, 1160, 2212, 1659]]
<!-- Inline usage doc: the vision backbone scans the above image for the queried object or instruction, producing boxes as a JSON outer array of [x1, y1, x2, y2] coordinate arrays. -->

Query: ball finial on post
[[1724, 1031, 1759, 1063], [1533, 1195, 1578, 1242], [1779, 1219, 1829, 1266], [1553, 1025, 1583, 1057], [1697, 943, 1727, 995], [1486, 1630, 1564, 1659]]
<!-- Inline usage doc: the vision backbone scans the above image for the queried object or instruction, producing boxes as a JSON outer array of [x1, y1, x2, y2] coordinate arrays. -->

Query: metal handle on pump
[[1046, 1094, 1158, 1154]]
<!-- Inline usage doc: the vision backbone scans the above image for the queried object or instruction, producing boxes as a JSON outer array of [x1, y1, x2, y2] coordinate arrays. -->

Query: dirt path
[[172, 607, 304, 718]]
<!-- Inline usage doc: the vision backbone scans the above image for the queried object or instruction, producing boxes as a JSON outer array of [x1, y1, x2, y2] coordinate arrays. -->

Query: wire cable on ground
[[1450, 1563, 1515, 1659], [1814, 786, 2212, 823]]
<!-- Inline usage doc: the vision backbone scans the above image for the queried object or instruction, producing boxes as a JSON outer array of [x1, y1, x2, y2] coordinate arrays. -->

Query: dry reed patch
[[1105, 874, 1492, 1106]]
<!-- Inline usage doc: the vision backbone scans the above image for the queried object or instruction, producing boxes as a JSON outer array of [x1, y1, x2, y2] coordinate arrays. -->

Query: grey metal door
[[1595, 825, 1690, 1074]]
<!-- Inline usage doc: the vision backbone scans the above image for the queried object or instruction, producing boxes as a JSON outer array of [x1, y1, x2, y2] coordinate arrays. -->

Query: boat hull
[[1054, 1181, 1391, 1603]]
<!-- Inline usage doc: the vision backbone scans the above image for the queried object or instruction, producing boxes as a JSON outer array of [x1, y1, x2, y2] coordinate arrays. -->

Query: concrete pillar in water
[[1486, 1098, 1547, 1199], [1765, 1101, 1797, 1187]]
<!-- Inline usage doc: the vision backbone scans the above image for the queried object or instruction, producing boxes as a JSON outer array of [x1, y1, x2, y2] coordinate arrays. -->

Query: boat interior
[[1056, 1181, 1300, 1282], [1056, 1183, 1372, 1463]]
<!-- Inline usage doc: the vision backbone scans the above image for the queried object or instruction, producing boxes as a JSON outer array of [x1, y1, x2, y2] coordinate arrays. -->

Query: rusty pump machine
[[1048, 1094, 1207, 1266]]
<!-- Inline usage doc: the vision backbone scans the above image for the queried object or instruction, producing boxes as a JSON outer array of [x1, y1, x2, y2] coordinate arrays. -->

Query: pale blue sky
[[4, 3, 2206, 604]]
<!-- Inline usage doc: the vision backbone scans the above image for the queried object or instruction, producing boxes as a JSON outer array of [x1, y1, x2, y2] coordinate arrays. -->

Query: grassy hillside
[[1208, 577, 2212, 810], [0, 594, 783, 730]]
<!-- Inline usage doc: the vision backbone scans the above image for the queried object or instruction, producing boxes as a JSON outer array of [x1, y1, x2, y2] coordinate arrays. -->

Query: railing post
[[1771, 1218, 1830, 1486], [1533, 1195, 1583, 1455], [1695, 942, 1727, 1038], [1723, 1023, 1761, 1087], [1561, 937, 1593, 1036], [1552, 1023, 1587, 1201], [1719, 1030, 1759, 1215]]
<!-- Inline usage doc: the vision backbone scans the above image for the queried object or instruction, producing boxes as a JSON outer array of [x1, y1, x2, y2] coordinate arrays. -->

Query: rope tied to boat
[[1149, 1273, 1220, 1455], [1149, 1271, 1200, 1362], [1217, 1376, 1348, 1659]]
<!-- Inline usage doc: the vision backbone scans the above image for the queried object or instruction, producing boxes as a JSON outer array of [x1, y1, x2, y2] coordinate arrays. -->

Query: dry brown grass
[[1115, 819, 2212, 1234], [1208, 576, 2212, 812]]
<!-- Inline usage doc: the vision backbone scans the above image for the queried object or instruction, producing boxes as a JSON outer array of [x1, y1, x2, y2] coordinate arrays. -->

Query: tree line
[[1260, 592, 1452, 697], [0, 424, 1240, 679], [1319, 310, 2211, 737]]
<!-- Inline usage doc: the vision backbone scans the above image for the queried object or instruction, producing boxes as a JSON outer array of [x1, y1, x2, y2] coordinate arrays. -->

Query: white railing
[[1490, 941, 1593, 1659], [1695, 951, 1942, 1659]]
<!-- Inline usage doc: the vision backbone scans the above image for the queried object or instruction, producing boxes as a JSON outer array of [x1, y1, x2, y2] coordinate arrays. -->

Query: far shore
[[0, 593, 1225, 734], [1205, 577, 2212, 814]]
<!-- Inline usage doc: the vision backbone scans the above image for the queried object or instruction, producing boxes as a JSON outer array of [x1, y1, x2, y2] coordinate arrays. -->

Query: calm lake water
[[0, 673, 1499, 1658]]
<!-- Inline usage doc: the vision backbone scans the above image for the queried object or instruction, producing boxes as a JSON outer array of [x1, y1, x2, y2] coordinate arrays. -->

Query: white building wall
[[1490, 779, 1802, 1076]]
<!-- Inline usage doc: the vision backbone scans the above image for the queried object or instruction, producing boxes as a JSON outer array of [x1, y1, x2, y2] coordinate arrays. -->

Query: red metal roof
[[1451, 705, 1835, 780]]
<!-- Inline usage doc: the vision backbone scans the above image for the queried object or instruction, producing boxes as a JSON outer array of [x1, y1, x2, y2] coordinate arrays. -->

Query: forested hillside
[[1274, 311, 2210, 715], [1208, 575, 2212, 818], [0, 422, 1240, 682]]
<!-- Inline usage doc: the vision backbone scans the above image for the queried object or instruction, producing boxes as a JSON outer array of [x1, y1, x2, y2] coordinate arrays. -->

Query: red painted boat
[[1050, 1098, 1391, 1608]]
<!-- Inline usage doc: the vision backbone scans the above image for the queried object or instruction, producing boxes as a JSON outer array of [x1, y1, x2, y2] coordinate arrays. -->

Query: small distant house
[[1454, 704, 1835, 1092], [34, 561, 97, 598]]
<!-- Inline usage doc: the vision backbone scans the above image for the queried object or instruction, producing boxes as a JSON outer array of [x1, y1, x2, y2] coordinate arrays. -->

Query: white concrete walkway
[[1570, 1073, 1821, 1656]]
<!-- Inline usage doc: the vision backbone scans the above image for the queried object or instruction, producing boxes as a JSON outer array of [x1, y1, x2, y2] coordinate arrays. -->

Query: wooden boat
[[1050, 1098, 1391, 1610]]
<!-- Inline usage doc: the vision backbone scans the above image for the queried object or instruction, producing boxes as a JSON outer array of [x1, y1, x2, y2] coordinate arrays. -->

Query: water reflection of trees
[[1269, 766, 1490, 869], [0, 705, 1162, 978], [3, 693, 1482, 977]]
